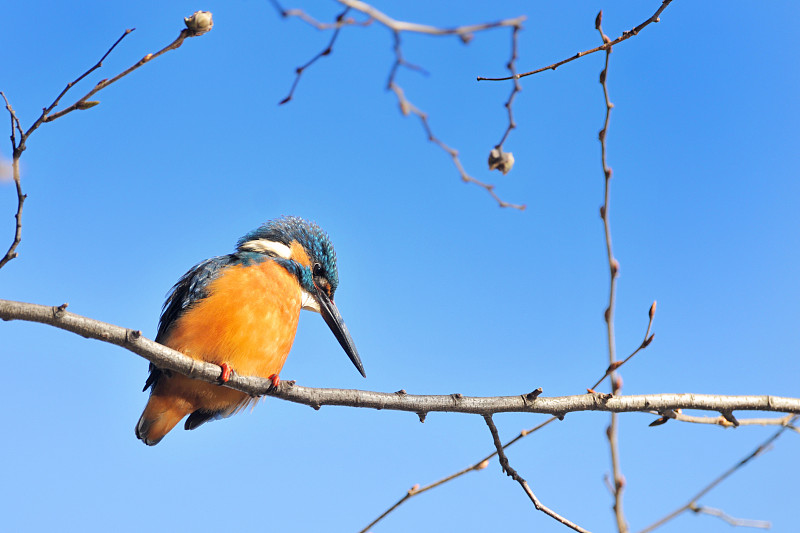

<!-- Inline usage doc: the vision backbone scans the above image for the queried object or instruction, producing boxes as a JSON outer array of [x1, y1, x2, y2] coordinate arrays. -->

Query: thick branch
[[336, 0, 525, 37], [2, 299, 799, 418]]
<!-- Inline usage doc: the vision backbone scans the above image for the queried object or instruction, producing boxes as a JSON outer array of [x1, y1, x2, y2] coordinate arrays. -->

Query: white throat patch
[[301, 289, 321, 313]]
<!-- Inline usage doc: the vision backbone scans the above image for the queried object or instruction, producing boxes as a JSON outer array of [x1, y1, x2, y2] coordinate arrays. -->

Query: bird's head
[[236, 216, 365, 378]]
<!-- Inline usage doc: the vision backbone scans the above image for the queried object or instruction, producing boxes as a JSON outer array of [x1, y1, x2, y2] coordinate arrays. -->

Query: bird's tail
[[135, 394, 192, 446]]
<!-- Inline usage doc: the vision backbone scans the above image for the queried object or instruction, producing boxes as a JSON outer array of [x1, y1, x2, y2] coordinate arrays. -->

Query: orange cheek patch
[[290, 240, 312, 267]]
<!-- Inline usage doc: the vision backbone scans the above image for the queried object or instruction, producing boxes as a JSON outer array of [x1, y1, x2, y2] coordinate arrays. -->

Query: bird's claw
[[218, 362, 232, 384], [267, 373, 280, 394]]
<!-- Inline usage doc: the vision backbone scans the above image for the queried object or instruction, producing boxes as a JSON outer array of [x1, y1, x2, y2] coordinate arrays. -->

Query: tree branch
[[594, 11, 627, 532], [688, 504, 770, 530], [335, 0, 524, 37], [484, 415, 591, 533], [0, 12, 212, 271], [637, 416, 797, 533], [271, 1, 526, 209], [360, 416, 556, 532], [0, 93, 25, 270], [477, 0, 673, 82], [2, 298, 799, 418]]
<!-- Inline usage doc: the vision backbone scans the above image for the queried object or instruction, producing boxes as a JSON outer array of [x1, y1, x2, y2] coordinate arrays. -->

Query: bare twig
[[336, 0, 524, 37], [484, 415, 591, 533], [272, 1, 526, 209], [43, 27, 204, 124], [1, 92, 23, 141], [269, 0, 365, 30], [25, 29, 135, 140], [689, 504, 771, 530], [0, 93, 25, 270], [388, 81, 525, 210], [367, 299, 652, 530], [494, 25, 521, 151], [278, 7, 352, 105], [377, 9, 526, 209], [0, 14, 211, 270], [652, 411, 796, 429], [594, 11, 627, 533], [637, 416, 797, 533], [589, 301, 656, 392], [477, 0, 674, 82], [359, 417, 556, 532]]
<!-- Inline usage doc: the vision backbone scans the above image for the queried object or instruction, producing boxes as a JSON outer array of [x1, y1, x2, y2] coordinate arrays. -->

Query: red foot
[[219, 362, 232, 383], [267, 373, 280, 392]]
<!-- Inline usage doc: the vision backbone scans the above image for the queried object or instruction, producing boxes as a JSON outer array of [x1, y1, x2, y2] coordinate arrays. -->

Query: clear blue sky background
[[1, 2, 798, 532]]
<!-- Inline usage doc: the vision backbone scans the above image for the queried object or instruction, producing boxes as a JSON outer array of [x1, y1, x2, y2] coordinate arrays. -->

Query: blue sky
[[1, 1, 798, 532]]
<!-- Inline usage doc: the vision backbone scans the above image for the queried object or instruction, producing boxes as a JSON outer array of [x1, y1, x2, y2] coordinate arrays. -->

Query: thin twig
[[484, 415, 591, 533], [589, 301, 655, 392], [651, 411, 796, 428], [477, 0, 674, 82], [1, 92, 23, 142], [388, 81, 525, 210], [495, 25, 521, 150], [24, 29, 135, 142], [359, 417, 556, 532], [0, 93, 25, 270], [594, 11, 627, 533], [269, 0, 365, 31], [637, 416, 797, 533], [278, 7, 352, 105], [43, 28, 201, 123], [379, 14, 526, 209], [366, 301, 652, 530], [336, 0, 524, 38], [689, 504, 771, 530], [0, 15, 210, 270], [272, 2, 526, 209]]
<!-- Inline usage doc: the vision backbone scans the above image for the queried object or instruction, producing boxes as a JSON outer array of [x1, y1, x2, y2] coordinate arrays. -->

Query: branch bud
[[721, 411, 740, 427], [488, 147, 515, 175], [643, 333, 655, 347], [595, 11, 603, 30], [648, 416, 669, 427], [649, 300, 657, 320], [184, 11, 214, 36], [77, 101, 100, 110]]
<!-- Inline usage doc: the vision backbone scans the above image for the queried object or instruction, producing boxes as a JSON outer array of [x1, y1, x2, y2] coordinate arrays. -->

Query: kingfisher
[[135, 216, 365, 446]]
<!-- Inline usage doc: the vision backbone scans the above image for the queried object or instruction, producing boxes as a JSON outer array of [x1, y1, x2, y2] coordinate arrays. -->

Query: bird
[[135, 216, 365, 445]]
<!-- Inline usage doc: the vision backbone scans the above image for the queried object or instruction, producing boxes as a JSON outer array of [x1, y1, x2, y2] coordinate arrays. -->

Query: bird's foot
[[218, 362, 232, 383], [267, 373, 280, 393]]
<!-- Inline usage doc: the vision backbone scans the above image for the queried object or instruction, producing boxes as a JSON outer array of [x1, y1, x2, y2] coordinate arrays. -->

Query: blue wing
[[143, 255, 237, 392], [156, 255, 238, 343]]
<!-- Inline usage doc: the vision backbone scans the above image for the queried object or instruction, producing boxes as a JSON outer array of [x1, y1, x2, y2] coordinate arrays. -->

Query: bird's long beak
[[317, 290, 366, 378]]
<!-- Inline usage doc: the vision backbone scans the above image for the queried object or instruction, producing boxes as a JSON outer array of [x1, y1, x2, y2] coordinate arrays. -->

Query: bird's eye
[[313, 263, 322, 276]]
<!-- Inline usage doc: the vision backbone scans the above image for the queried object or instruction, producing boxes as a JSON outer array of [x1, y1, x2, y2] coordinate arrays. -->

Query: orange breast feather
[[164, 260, 302, 379]]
